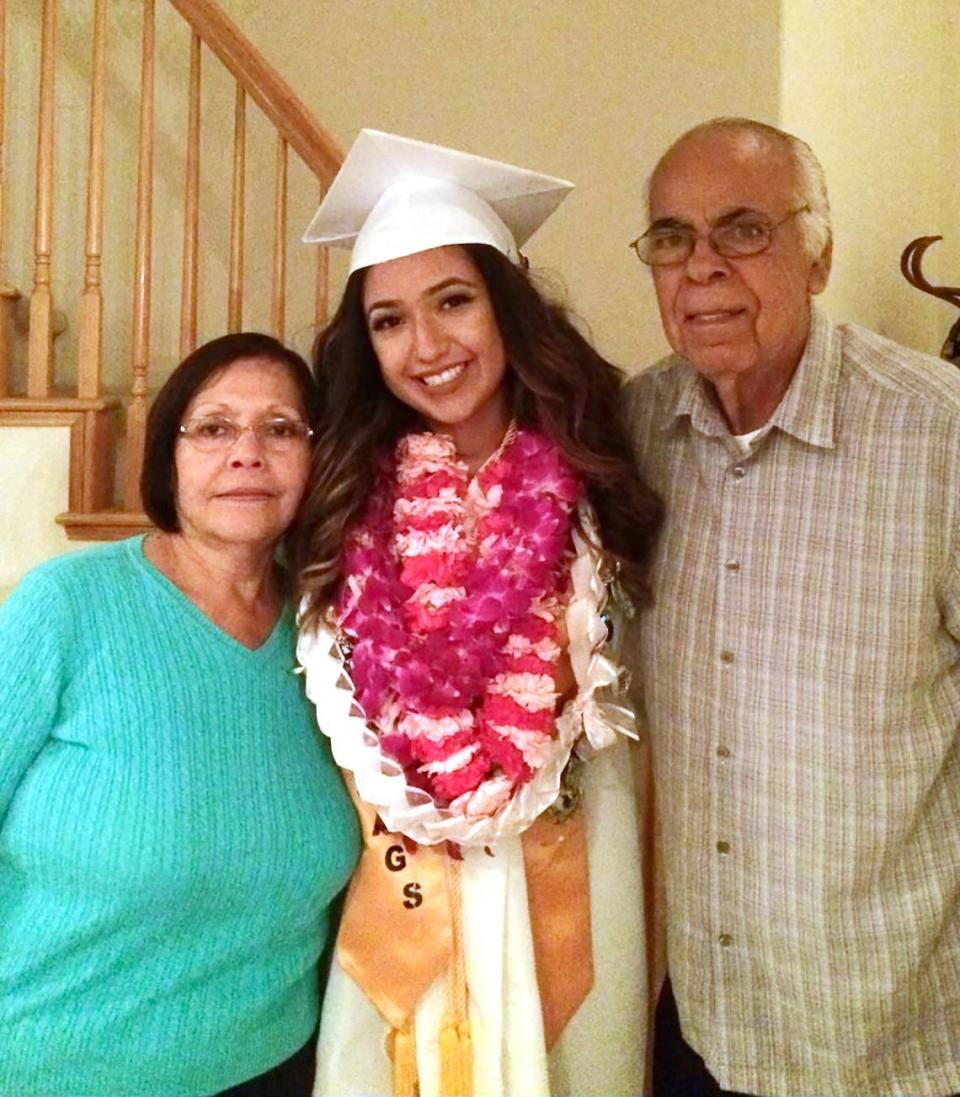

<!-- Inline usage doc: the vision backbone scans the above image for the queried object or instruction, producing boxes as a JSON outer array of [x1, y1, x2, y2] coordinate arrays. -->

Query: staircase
[[0, 0, 340, 543]]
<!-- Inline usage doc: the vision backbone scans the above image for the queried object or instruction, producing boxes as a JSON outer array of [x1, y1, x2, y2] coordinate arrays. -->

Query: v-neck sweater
[[0, 536, 360, 1095]]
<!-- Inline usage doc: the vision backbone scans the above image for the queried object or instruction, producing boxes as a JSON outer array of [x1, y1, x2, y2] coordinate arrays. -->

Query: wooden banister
[[0, 0, 7, 286], [77, 0, 107, 400], [166, 0, 342, 185], [227, 82, 245, 332], [179, 30, 202, 359], [28, 0, 57, 398], [124, 0, 156, 512], [3, 0, 341, 543], [315, 199, 329, 331], [0, 0, 20, 399], [271, 135, 287, 340]]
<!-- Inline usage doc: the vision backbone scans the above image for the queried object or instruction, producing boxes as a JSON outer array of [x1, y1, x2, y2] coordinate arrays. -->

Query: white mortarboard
[[302, 129, 574, 274]]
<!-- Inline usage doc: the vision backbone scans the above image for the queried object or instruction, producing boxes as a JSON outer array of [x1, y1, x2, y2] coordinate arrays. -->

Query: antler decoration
[[900, 236, 960, 364]]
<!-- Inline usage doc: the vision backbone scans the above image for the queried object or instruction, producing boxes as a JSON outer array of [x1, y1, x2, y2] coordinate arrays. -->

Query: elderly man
[[628, 118, 960, 1097]]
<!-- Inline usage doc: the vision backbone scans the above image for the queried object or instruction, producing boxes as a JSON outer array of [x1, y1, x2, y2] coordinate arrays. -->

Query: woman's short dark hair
[[141, 331, 318, 532]]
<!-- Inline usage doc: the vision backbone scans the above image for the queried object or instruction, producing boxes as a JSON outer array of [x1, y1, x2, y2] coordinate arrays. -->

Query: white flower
[[489, 672, 557, 711], [400, 710, 474, 741], [449, 774, 514, 817], [417, 742, 480, 775], [503, 634, 561, 661], [408, 585, 465, 610], [487, 724, 555, 767], [395, 524, 465, 557], [393, 492, 463, 522]]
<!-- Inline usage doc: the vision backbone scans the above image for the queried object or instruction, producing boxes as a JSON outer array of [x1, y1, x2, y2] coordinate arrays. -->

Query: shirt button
[[731, 466, 746, 480], [716, 840, 731, 855], [719, 650, 735, 664], [716, 744, 731, 758], [724, 559, 741, 571], [718, 933, 734, 947]]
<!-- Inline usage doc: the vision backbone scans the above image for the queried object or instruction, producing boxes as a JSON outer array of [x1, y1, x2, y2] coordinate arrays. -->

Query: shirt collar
[[661, 307, 839, 449], [766, 307, 838, 449]]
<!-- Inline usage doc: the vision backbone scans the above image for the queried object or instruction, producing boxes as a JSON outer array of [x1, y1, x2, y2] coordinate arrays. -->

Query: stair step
[[57, 510, 151, 542]]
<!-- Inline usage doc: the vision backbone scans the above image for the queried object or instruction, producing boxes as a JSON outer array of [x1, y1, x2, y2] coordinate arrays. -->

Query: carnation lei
[[337, 426, 582, 819]]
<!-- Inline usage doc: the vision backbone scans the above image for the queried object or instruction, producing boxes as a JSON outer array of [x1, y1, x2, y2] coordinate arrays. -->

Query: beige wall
[[780, 0, 958, 356], [221, 0, 782, 372], [227, 0, 956, 366]]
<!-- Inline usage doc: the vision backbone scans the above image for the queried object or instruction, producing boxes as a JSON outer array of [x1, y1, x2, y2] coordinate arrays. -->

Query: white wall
[[0, 428, 89, 603]]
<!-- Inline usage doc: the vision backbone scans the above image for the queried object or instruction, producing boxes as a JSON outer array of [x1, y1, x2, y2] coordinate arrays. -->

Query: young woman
[[296, 131, 661, 1096]]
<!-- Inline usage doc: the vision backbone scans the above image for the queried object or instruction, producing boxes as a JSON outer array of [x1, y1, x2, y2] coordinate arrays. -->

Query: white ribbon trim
[[296, 503, 635, 847], [564, 507, 638, 758]]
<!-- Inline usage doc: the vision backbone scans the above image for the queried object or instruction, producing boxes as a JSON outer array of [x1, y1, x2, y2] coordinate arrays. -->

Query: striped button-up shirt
[[627, 309, 960, 1096]]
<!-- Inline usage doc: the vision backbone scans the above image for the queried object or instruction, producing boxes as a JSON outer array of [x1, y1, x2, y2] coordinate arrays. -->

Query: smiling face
[[362, 245, 510, 457], [648, 129, 830, 391], [174, 356, 311, 551]]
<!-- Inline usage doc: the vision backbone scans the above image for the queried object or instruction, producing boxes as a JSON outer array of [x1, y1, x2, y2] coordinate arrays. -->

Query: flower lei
[[337, 426, 582, 819]]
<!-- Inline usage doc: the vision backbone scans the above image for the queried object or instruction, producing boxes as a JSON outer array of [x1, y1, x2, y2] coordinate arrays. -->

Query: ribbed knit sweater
[[0, 537, 360, 1096]]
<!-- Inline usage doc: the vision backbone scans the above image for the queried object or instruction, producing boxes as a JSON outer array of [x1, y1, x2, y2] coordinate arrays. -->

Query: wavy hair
[[295, 244, 662, 629]]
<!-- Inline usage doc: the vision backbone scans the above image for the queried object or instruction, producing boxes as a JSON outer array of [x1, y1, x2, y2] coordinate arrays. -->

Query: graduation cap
[[302, 129, 574, 274]]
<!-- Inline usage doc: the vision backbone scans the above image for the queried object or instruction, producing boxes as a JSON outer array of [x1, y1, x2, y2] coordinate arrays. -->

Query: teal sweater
[[0, 537, 360, 1095]]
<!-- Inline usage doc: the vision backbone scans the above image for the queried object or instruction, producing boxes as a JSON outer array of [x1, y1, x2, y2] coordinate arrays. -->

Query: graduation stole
[[337, 782, 594, 1096]]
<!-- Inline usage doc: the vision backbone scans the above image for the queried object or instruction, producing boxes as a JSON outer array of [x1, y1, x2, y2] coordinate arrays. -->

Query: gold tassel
[[439, 1022, 462, 1094], [390, 1019, 419, 1096], [457, 1018, 473, 1094], [439, 1019, 473, 1095]]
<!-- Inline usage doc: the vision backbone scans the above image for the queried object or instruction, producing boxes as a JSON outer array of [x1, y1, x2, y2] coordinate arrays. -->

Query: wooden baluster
[[77, 0, 107, 400], [270, 135, 287, 340], [0, 0, 20, 399], [125, 0, 155, 512], [314, 183, 329, 332], [227, 82, 245, 332], [27, 0, 57, 398], [179, 30, 201, 358], [0, 0, 6, 291], [314, 244, 329, 331]]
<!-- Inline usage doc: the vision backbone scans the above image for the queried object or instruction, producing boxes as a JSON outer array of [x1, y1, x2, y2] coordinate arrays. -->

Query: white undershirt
[[732, 426, 766, 454]]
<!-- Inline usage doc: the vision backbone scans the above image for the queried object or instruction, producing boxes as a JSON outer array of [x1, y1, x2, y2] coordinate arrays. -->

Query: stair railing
[[0, 0, 341, 540]]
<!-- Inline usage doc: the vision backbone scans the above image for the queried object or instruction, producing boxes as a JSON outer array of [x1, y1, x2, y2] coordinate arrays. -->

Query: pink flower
[[417, 742, 481, 776], [430, 748, 494, 802], [483, 694, 555, 733], [335, 426, 580, 811], [488, 724, 555, 768], [480, 728, 531, 783], [400, 552, 469, 589], [412, 730, 476, 762], [504, 653, 556, 676]]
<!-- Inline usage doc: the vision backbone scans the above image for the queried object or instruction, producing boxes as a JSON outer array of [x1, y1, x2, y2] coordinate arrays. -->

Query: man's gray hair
[[651, 117, 832, 262]]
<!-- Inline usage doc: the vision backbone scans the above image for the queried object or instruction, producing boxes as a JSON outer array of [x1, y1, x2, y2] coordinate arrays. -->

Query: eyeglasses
[[178, 416, 314, 453], [630, 206, 809, 266]]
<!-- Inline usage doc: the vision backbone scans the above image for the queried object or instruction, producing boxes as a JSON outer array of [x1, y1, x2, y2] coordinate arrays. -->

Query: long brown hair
[[295, 244, 661, 628]]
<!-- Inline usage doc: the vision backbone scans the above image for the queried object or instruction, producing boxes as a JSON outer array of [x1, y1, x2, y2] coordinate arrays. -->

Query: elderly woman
[[295, 132, 662, 1096], [0, 332, 359, 1097]]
